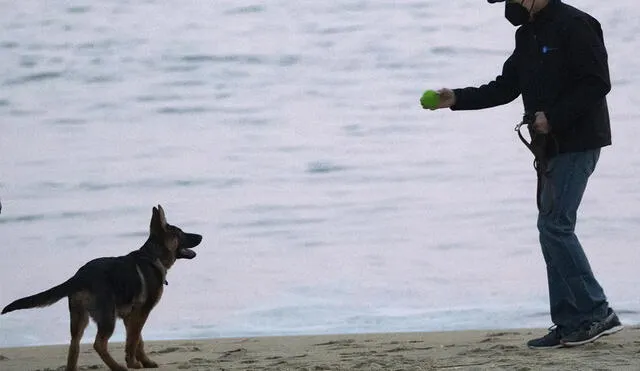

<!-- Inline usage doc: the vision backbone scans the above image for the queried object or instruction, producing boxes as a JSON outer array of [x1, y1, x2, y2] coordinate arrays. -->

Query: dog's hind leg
[[66, 296, 89, 371], [91, 304, 127, 371], [136, 337, 158, 368], [124, 311, 157, 368]]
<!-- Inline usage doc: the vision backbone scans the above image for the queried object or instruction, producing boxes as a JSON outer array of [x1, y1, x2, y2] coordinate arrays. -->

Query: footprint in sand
[[479, 332, 522, 344], [314, 339, 363, 350], [151, 346, 201, 354], [267, 359, 290, 367], [486, 331, 521, 337], [391, 345, 434, 352], [35, 366, 102, 371], [218, 348, 248, 361], [188, 357, 216, 366], [314, 339, 356, 346], [353, 360, 386, 369], [490, 344, 520, 351], [339, 350, 378, 359]]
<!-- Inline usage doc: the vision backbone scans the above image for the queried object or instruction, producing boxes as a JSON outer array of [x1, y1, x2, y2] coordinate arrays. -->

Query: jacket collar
[[533, 0, 561, 23]]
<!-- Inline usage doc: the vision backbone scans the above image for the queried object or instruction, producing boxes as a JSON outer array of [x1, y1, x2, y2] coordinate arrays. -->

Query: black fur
[[1, 236, 199, 315], [1, 205, 202, 371]]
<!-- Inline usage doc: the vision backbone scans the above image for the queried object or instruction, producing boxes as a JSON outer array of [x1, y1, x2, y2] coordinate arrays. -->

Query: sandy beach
[[1, 327, 639, 371]]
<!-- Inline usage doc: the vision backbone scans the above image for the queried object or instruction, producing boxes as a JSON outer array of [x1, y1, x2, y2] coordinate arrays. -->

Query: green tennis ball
[[420, 90, 440, 110]]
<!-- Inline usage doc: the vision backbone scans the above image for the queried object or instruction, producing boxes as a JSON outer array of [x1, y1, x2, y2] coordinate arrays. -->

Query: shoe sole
[[527, 343, 565, 350], [561, 324, 624, 347]]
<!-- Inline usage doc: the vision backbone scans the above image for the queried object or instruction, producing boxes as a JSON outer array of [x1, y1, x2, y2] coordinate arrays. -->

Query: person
[[422, 0, 623, 349]]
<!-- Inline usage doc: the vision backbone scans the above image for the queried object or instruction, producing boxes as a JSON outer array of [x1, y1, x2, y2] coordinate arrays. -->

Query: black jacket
[[451, 0, 611, 154]]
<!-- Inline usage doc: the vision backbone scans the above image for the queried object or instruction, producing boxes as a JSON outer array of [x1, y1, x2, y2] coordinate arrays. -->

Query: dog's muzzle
[[177, 233, 202, 259]]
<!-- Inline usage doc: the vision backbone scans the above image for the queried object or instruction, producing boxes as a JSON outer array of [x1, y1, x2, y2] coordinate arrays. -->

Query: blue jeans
[[537, 149, 609, 331]]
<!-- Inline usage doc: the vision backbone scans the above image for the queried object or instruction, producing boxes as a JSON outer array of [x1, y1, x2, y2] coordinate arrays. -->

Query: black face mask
[[505, 1, 534, 26]]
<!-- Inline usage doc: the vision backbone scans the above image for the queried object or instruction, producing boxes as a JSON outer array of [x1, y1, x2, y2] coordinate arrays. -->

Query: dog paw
[[126, 360, 144, 369], [141, 359, 159, 368]]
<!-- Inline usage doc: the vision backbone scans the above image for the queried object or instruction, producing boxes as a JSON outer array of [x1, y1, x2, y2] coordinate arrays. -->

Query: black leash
[[515, 113, 558, 214]]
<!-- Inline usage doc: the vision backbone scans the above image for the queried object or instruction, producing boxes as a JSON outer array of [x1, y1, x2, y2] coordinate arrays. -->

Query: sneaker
[[527, 325, 565, 349], [561, 308, 624, 347]]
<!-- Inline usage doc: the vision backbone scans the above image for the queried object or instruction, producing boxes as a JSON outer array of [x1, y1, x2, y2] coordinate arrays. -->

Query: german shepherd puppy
[[2, 205, 202, 371]]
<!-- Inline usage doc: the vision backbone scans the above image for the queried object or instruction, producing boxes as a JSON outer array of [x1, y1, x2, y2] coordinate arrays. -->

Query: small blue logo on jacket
[[542, 46, 558, 54]]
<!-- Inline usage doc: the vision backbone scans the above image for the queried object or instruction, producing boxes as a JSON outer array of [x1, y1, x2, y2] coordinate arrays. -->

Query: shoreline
[[1, 327, 639, 370]]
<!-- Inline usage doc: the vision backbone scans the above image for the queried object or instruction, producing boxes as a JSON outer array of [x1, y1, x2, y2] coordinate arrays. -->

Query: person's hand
[[436, 88, 456, 109], [533, 111, 550, 134], [420, 88, 456, 110]]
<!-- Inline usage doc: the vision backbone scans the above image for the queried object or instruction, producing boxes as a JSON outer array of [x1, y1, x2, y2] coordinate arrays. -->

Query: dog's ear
[[150, 205, 167, 235], [156, 204, 167, 225]]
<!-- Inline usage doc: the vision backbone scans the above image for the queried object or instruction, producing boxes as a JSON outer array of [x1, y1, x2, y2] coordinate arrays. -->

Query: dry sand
[[1, 327, 639, 371]]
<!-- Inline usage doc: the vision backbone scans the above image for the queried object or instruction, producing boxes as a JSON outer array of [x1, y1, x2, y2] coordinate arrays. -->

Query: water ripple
[[75, 178, 242, 191], [431, 46, 508, 56], [136, 94, 184, 102], [67, 6, 91, 14], [0, 211, 84, 224], [225, 5, 266, 15], [306, 161, 347, 174], [157, 106, 210, 115], [172, 54, 300, 67], [316, 25, 364, 35], [161, 79, 207, 87], [0, 41, 18, 49], [222, 216, 326, 230], [50, 118, 86, 125], [4, 71, 64, 86]]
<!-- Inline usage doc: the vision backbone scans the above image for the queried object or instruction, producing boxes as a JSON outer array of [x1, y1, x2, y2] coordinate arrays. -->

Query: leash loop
[[515, 113, 557, 215]]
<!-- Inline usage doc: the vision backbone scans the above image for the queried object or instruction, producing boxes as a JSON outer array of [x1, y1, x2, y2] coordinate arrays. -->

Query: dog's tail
[[2, 276, 81, 314]]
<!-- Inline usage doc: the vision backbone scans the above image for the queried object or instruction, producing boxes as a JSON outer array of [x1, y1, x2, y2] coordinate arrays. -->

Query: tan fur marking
[[3, 205, 200, 371], [93, 334, 126, 371], [124, 311, 154, 368]]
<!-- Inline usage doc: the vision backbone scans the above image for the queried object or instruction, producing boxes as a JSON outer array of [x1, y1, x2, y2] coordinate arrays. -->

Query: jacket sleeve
[[450, 52, 521, 110], [546, 17, 611, 133]]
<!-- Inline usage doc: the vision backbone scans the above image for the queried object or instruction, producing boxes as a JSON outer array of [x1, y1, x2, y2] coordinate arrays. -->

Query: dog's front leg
[[124, 312, 152, 369]]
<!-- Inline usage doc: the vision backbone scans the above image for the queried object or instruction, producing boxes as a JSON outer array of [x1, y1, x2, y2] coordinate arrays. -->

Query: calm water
[[1, 0, 639, 347]]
